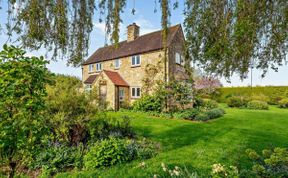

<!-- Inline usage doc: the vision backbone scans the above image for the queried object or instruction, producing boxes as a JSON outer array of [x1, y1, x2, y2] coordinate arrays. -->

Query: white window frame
[[96, 63, 102, 72], [89, 64, 94, 72], [131, 87, 141, 98], [175, 52, 181, 64], [114, 59, 121, 69], [84, 84, 92, 93], [131, 55, 141, 67]]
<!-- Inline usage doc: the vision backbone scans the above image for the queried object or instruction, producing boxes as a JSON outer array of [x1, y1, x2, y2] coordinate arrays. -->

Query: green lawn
[[57, 105, 288, 177]]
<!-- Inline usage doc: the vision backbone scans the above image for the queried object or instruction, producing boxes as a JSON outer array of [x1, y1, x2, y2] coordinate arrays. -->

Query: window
[[96, 63, 102, 72], [175, 52, 181, 64], [119, 88, 124, 101], [131, 87, 141, 98], [181, 55, 185, 65], [115, 59, 121, 69], [131, 55, 141, 66], [89, 64, 94, 72], [84, 84, 92, 93]]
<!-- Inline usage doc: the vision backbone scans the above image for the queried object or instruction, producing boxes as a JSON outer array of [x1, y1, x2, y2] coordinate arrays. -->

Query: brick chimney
[[127, 23, 139, 42]]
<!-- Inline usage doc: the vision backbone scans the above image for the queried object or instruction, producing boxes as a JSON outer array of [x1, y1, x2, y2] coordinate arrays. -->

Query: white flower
[[212, 163, 225, 174], [163, 167, 167, 172], [161, 162, 165, 168], [153, 174, 157, 178], [139, 161, 145, 168], [174, 166, 179, 170], [173, 169, 180, 176]]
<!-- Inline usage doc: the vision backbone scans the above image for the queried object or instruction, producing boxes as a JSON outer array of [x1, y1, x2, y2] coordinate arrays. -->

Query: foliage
[[153, 163, 199, 178], [246, 147, 288, 177], [0, 45, 52, 177], [194, 113, 210, 121], [247, 100, 269, 110], [84, 137, 129, 169], [194, 76, 222, 98], [173, 108, 200, 120], [205, 108, 225, 120], [83, 137, 158, 169], [201, 99, 218, 111], [133, 95, 164, 113], [88, 115, 135, 142], [185, 0, 288, 79], [216, 86, 288, 104], [278, 98, 288, 108], [29, 145, 85, 175], [46, 74, 99, 145], [211, 163, 239, 178], [227, 96, 249, 108]]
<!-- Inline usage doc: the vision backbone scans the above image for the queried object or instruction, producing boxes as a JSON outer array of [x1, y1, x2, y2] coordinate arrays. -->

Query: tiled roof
[[83, 24, 181, 65], [104, 70, 129, 87], [84, 74, 98, 84]]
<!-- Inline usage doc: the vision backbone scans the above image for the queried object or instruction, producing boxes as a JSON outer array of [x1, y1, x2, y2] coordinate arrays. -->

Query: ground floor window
[[131, 87, 141, 98], [84, 84, 92, 93]]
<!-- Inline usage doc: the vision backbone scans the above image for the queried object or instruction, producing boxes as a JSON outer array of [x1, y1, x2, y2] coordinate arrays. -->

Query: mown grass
[[56, 105, 288, 177]]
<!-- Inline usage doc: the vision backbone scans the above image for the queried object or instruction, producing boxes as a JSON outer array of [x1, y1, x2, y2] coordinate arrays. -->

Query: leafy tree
[[1, 1, 287, 79], [0, 45, 52, 178], [184, 0, 288, 79]]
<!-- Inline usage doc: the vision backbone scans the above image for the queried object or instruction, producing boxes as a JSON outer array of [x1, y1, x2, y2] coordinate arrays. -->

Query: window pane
[[136, 56, 140, 65], [137, 88, 140, 97], [132, 56, 135, 65], [132, 88, 135, 96]]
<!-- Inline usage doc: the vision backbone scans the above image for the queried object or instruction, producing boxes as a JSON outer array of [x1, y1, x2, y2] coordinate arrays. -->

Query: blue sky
[[0, 1, 287, 86]]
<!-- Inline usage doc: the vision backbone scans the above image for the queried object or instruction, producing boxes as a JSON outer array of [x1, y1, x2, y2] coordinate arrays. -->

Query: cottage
[[82, 23, 188, 110]]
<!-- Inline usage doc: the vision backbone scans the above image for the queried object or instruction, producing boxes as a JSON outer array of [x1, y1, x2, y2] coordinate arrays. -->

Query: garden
[[1, 46, 288, 178]]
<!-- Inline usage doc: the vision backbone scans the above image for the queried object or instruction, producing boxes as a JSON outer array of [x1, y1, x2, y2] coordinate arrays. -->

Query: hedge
[[216, 86, 288, 104]]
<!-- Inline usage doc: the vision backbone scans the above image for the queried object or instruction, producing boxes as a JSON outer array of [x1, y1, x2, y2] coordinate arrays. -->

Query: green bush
[[126, 139, 159, 160], [201, 99, 218, 110], [227, 96, 249, 108], [84, 137, 129, 169], [173, 108, 199, 120], [194, 113, 210, 121], [279, 98, 288, 108], [247, 100, 269, 110], [216, 86, 288, 104], [133, 95, 164, 112], [206, 108, 225, 119], [246, 147, 288, 177], [29, 145, 84, 175]]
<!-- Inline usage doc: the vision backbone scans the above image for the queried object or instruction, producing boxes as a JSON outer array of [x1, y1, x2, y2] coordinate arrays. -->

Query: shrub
[[194, 113, 210, 121], [126, 139, 160, 160], [211, 163, 239, 178], [250, 94, 270, 103], [29, 145, 84, 175], [84, 137, 129, 169], [279, 98, 288, 108], [206, 108, 225, 119], [173, 108, 199, 120], [202, 99, 218, 110], [133, 95, 163, 112], [247, 100, 269, 110], [246, 147, 288, 177], [227, 96, 249, 108]]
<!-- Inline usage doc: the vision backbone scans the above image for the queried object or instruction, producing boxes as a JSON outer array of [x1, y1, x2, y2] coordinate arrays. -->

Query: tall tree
[[184, 0, 288, 80], [2, 0, 287, 79]]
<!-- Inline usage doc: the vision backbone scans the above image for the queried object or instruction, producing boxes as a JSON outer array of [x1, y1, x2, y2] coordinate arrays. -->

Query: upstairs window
[[131, 55, 141, 66], [96, 63, 102, 72], [131, 87, 141, 98], [175, 52, 181, 64], [115, 59, 121, 69], [89, 64, 94, 72]]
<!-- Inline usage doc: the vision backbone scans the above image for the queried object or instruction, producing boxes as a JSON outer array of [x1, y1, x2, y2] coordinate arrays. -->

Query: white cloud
[[134, 17, 158, 35], [94, 22, 106, 35]]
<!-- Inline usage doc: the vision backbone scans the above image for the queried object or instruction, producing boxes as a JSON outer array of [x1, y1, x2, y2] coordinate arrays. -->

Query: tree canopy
[[2, 0, 287, 79]]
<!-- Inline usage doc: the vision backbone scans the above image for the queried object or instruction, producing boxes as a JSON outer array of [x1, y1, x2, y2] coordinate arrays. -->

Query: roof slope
[[84, 74, 98, 84], [83, 24, 181, 65], [104, 70, 129, 87]]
